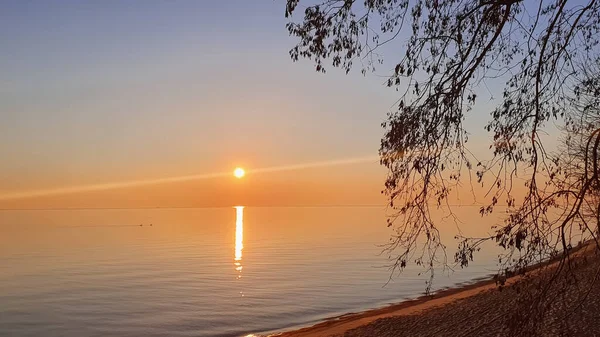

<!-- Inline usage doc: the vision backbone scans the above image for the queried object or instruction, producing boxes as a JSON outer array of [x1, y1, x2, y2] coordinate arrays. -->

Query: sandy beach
[[274, 245, 600, 337]]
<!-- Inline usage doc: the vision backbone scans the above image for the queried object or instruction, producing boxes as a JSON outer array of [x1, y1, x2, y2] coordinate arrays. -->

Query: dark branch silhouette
[[284, 0, 600, 333]]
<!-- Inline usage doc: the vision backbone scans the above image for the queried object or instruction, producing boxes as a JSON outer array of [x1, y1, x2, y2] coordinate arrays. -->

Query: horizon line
[[0, 203, 496, 211]]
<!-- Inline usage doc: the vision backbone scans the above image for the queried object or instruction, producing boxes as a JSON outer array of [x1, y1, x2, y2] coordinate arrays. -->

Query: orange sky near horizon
[[0, 160, 390, 209], [0, 157, 532, 210]]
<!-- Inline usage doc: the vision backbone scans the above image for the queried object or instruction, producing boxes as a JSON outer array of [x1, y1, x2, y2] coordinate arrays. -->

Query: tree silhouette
[[284, 0, 600, 332]]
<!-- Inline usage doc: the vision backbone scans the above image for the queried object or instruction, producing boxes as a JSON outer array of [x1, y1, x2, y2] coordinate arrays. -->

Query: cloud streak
[[0, 154, 380, 200]]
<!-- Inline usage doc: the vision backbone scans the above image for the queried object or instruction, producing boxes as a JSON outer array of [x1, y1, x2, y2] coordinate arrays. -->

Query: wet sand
[[274, 244, 600, 337]]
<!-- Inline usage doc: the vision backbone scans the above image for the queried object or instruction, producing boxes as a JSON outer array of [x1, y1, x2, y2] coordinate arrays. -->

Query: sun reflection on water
[[234, 206, 244, 281]]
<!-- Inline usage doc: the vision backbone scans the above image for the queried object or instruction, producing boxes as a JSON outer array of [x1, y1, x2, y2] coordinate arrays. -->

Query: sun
[[233, 167, 245, 179]]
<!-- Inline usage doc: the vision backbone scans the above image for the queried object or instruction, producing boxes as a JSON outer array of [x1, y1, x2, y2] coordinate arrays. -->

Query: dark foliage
[[284, 0, 600, 332]]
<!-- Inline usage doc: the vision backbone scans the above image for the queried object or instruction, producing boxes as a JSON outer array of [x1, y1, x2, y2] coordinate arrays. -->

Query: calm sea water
[[0, 207, 501, 337]]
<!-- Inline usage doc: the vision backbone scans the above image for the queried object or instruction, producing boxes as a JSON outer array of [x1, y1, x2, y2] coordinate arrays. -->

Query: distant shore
[[272, 243, 600, 337]]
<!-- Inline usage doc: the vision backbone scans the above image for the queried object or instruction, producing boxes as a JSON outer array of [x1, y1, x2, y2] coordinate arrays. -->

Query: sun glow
[[233, 167, 245, 178]]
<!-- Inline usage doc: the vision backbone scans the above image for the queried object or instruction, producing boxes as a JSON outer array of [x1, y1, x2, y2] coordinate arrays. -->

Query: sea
[[0, 206, 502, 337]]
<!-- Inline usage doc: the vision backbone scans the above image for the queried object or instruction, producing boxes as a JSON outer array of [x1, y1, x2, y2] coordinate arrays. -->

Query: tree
[[284, 0, 600, 332]]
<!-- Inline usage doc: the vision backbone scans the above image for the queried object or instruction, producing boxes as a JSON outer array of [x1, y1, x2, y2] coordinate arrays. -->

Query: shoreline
[[271, 274, 500, 337], [271, 242, 597, 337]]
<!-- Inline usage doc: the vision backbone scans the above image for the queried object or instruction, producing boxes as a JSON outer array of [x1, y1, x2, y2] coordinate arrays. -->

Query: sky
[[0, 1, 500, 209]]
